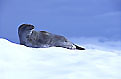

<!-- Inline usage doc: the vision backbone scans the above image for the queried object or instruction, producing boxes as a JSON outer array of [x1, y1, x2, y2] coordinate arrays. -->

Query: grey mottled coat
[[18, 24, 85, 50]]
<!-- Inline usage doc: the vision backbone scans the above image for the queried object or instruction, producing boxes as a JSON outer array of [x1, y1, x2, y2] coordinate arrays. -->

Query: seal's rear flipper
[[74, 44, 85, 50]]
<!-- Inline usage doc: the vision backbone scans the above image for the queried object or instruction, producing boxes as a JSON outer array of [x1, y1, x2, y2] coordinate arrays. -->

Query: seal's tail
[[74, 44, 85, 50]]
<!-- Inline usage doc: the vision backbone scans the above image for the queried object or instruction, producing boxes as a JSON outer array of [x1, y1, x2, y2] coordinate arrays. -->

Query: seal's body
[[18, 24, 85, 50]]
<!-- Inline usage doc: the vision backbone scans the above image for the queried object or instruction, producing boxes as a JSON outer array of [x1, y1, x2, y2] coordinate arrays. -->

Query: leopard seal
[[18, 24, 85, 50]]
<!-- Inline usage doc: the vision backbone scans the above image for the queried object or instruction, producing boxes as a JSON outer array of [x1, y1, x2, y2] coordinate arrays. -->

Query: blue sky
[[0, 0, 121, 43]]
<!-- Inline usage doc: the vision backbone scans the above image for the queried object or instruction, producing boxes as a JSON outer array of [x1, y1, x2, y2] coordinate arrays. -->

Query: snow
[[0, 38, 121, 79]]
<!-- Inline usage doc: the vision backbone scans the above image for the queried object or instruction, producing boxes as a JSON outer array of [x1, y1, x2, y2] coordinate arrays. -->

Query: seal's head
[[18, 24, 35, 45], [18, 24, 34, 32]]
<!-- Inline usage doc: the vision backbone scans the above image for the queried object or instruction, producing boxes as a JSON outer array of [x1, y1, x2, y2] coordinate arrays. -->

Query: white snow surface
[[0, 38, 121, 79]]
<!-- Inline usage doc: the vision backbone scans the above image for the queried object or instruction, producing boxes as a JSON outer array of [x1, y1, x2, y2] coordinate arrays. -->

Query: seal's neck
[[28, 29, 34, 36], [19, 29, 34, 45]]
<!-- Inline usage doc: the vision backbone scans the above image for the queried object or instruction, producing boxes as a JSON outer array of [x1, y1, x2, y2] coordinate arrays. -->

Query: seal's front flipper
[[74, 44, 85, 50]]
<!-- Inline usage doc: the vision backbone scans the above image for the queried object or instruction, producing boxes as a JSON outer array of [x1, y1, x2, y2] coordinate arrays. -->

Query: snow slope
[[0, 38, 121, 79]]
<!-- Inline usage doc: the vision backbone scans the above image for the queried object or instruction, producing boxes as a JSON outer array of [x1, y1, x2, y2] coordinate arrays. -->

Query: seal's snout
[[29, 26, 34, 30], [28, 25, 34, 29]]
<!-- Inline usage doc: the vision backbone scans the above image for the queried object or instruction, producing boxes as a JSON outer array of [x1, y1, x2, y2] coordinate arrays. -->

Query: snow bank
[[0, 38, 120, 79]]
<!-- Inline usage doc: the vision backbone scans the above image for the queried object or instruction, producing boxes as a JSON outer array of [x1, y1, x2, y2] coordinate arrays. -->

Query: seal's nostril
[[32, 26, 34, 29]]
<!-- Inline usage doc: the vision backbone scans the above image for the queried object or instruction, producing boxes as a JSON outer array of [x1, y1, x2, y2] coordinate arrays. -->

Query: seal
[[18, 24, 85, 50]]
